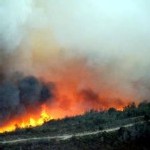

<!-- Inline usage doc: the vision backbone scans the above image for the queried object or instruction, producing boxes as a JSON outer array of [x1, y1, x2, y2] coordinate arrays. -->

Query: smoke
[[0, 73, 54, 125], [0, 0, 150, 122]]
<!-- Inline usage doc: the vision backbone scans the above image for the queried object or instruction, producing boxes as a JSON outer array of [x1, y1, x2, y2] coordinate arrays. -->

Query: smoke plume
[[0, 73, 54, 125], [0, 0, 150, 124]]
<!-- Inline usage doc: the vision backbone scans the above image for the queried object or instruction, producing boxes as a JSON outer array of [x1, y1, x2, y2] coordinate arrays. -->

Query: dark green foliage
[[0, 123, 150, 150], [1, 101, 150, 140], [108, 107, 117, 114], [0, 101, 150, 150]]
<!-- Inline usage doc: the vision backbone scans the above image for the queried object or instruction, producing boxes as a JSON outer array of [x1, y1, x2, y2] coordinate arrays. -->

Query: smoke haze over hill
[[0, 0, 150, 128]]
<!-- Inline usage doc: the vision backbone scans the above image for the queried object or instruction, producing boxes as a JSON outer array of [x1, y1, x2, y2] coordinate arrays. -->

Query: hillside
[[0, 101, 150, 150]]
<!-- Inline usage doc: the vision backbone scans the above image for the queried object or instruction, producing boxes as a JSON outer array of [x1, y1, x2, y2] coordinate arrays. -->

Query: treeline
[[0, 101, 150, 140]]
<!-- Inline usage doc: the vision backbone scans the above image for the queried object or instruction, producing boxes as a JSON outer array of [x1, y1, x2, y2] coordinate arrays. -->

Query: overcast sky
[[0, 0, 150, 102], [0, 0, 150, 53], [0, 0, 150, 74]]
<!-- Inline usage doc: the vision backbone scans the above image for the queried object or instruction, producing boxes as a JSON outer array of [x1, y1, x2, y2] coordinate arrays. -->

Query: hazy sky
[[47, 0, 150, 53], [0, 0, 150, 84], [1, 0, 150, 54], [1, 0, 150, 127], [39, 1, 149, 56]]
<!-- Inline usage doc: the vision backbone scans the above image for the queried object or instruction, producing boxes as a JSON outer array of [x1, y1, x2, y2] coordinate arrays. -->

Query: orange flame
[[0, 105, 53, 133], [0, 97, 127, 134], [0, 98, 128, 133], [0, 58, 134, 133]]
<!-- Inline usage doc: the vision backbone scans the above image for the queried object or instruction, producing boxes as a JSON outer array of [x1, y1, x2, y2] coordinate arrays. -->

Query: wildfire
[[0, 99, 126, 134], [0, 105, 53, 133], [0, 58, 132, 133]]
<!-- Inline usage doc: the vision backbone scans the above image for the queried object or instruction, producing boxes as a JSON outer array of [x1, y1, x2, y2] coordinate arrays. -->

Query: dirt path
[[0, 120, 145, 144]]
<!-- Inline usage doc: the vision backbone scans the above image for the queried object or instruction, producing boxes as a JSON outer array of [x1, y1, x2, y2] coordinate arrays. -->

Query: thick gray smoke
[[0, 74, 54, 125], [0, 0, 150, 123]]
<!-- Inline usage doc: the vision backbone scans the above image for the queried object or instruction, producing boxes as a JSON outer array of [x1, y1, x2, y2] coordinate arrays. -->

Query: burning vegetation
[[0, 104, 52, 133], [0, 70, 131, 133], [0, 0, 150, 134], [0, 75, 54, 133]]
